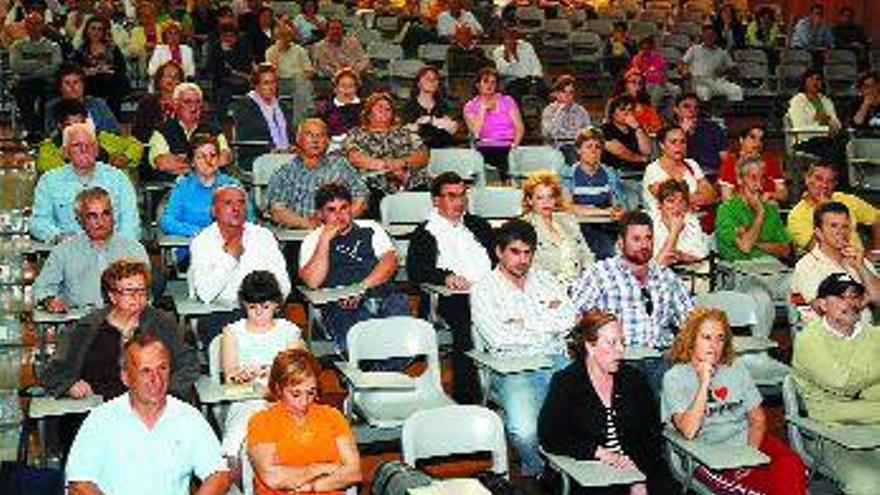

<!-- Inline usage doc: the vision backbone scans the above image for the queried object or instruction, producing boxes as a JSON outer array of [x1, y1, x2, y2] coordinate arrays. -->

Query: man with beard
[[572, 211, 693, 392], [792, 274, 880, 495]]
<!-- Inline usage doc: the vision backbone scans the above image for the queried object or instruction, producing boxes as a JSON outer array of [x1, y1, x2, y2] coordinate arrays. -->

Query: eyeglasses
[[641, 286, 654, 315], [115, 286, 148, 297]]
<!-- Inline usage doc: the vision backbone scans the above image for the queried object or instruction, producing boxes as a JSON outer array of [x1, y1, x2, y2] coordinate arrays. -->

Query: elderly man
[[265, 119, 367, 229], [309, 18, 369, 78], [792, 274, 880, 495], [34, 187, 148, 313], [680, 24, 743, 102], [147, 82, 231, 182], [787, 161, 879, 251], [572, 211, 694, 391], [30, 122, 139, 243], [189, 185, 290, 305], [791, 201, 879, 318], [66, 331, 230, 495], [45, 64, 121, 135], [299, 183, 409, 351], [406, 172, 495, 403], [471, 219, 577, 481]]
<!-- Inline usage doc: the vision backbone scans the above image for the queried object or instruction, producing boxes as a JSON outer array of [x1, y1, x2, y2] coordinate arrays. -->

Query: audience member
[[630, 35, 678, 107], [471, 219, 578, 480], [573, 211, 693, 390], [493, 27, 545, 100], [719, 125, 786, 203], [345, 92, 430, 216], [245, 5, 274, 62], [672, 93, 727, 174], [72, 16, 130, 117], [292, 0, 326, 45], [712, 4, 745, 51], [310, 17, 369, 78], [436, 0, 483, 40], [445, 20, 491, 87], [406, 172, 495, 403], [299, 183, 409, 351], [680, 24, 743, 102], [35, 187, 149, 313], [791, 202, 879, 315], [790, 3, 834, 50], [833, 6, 868, 52], [219, 271, 304, 463], [233, 63, 292, 171], [316, 67, 363, 140], [265, 18, 315, 127], [45, 64, 121, 135], [205, 21, 254, 124], [643, 125, 716, 215], [190, 185, 290, 308], [30, 122, 139, 243], [148, 82, 231, 182], [787, 162, 879, 251], [66, 331, 227, 495], [613, 67, 664, 135], [402, 65, 459, 149], [9, 9, 61, 140], [521, 170, 593, 287], [792, 274, 880, 495], [651, 179, 710, 267], [662, 308, 807, 495], [786, 69, 847, 167], [604, 21, 635, 78], [745, 7, 780, 52], [852, 71, 880, 131], [601, 95, 652, 172], [128, 2, 162, 64], [540, 310, 673, 495], [248, 349, 362, 494], [541, 74, 593, 164], [464, 67, 524, 182], [146, 20, 196, 86], [132, 60, 184, 143]]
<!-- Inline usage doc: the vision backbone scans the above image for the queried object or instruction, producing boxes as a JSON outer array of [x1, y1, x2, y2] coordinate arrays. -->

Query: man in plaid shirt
[[572, 211, 693, 391]]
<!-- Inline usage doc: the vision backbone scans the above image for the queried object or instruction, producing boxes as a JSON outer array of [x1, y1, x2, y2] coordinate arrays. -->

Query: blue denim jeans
[[490, 354, 568, 476], [322, 290, 411, 352]]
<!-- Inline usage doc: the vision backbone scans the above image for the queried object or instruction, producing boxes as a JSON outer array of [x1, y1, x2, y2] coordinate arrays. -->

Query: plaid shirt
[[571, 255, 693, 348], [264, 153, 367, 217]]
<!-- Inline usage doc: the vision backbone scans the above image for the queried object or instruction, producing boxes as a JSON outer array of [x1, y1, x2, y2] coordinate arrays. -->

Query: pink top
[[632, 50, 667, 86], [464, 94, 519, 147]]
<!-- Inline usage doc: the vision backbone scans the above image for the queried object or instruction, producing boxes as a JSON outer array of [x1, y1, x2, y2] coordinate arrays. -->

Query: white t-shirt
[[299, 220, 394, 269], [682, 44, 735, 79]]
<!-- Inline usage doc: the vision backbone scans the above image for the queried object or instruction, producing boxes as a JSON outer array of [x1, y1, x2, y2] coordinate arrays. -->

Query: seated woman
[[650, 179, 710, 267], [541, 74, 593, 165], [539, 310, 672, 495], [146, 20, 196, 89], [345, 92, 430, 218], [566, 127, 629, 260], [247, 349, 362, 495], [613, 68, 664, 135], [132, 60, 184, 144], [643, 126, 716, 215], [630, 36, 678, 107], [233, 62, 293, 171], [718, 125, 786, 203], [159, 134, 253, 266], [266, 18, 316, 127], [521, 170, 594, 287], [463, 67, 524, 182], [662, 308, 807, 495], [316, 67, 363, 143], [292, 0, 326, 45], [786, 69, 848, 173], [220, 271, 304, 462], [73, 16, 130, 117], [42, 259, 199, 454], [601, 95, 653, 172], [402, 65, 459, 149]]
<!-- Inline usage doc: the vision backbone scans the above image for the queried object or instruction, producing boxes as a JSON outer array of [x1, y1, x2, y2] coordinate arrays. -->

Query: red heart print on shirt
[[713, 386, 729, 401]]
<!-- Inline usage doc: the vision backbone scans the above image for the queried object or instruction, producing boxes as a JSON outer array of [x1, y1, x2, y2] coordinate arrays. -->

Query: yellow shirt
[[787, 192, 878, 250]]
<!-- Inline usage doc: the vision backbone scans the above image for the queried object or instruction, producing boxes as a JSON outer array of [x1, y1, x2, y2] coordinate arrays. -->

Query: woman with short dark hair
[[463, 67, 524, 182], [402, 65, 459, 149]]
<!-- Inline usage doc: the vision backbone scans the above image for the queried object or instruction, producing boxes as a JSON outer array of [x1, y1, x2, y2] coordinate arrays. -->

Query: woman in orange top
[[247, 349, 362, 495]]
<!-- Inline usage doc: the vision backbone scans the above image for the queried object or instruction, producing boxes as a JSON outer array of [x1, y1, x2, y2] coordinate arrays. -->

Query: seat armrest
[[334, 362, 416, 390], [663, 428, 770, 471], [786, 416, 880, 450]]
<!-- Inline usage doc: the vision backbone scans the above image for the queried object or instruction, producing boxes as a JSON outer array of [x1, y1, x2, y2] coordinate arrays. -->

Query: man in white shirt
[[299, 183, 409, 351], [680, 24, 743, 102], [492, 28, 546, 100], [791, 201, 879, 321], [406, 172, 495, 403], [471, 219, 578, 479], [436, 0, 483, 40], [66, 331, 230, 495]]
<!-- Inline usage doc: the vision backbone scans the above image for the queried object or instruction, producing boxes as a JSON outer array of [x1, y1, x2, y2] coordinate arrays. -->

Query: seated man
[[788, 161, 879, 251], [716, 155, 793, 337], [34, 187, 149, 313], [791, 201, 879, 322], [672, 92, 727, 174], [436, 0, 483, 40], [471, 219, 577, 480], [572, 211, 694, 391], [265, 118, 368, 229], [790, 3, 834, 51], [309, 18, 369, 78], [492, 28, 546, 101], [44, 64, 121, 135], [792, 273, 880, 495], [30, 122, 140, 243], [406, 172, 495, 403], [852, 71, 880, 131], [680, 25, 743, 102], [9, 9, 61, 140], [299, 183, 409, 351], [147, 82, 231, 183], [66, 331, 230, 495]]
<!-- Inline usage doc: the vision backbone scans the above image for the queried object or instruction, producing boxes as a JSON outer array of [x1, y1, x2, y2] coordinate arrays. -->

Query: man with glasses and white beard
[[572, 211, 694, 392]]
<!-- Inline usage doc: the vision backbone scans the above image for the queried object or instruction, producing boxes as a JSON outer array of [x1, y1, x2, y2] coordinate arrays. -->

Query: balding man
[[265, 118, 367, 229], [34, 187, 149, 313], [147, 82, 231, 182], [30, 122, 140, 243]]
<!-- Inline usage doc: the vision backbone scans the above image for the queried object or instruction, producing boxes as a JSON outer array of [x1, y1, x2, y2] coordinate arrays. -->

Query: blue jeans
[[322, 290, 411, 353], [490, 354, 568, 476]]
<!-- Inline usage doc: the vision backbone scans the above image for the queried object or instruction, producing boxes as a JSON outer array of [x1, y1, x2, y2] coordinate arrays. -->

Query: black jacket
[[538, 361, 673, 494], [405, 214, 496, 285]]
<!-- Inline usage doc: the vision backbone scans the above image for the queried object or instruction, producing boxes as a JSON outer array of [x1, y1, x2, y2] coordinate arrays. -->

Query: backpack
[[371, 460, 433, 495]]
